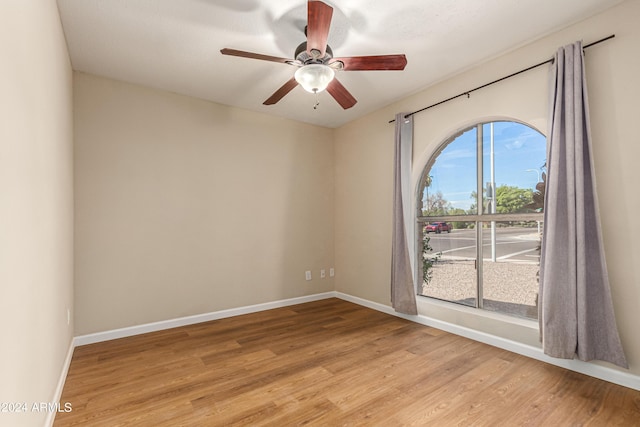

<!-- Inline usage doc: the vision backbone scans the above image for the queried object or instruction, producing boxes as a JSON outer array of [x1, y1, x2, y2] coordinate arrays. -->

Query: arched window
[[417, 121, 545, 320]]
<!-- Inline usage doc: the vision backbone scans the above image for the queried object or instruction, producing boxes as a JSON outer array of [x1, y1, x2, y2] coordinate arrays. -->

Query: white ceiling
[[57, 0, 622, 128]]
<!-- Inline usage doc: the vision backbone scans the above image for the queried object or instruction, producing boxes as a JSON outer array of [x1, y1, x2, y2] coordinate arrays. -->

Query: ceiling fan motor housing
[[295, 41, 333, 64]]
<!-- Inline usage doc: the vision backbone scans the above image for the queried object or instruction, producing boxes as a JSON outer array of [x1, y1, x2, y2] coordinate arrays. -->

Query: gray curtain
[[539, 41, 627, 368], [391, 113, 417, 315]]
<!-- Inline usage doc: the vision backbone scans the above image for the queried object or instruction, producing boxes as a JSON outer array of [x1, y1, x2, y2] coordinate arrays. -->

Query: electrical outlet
[[329, 267, 335, 277], [320, 269, 326, 278], [305, 270, 312, 281]]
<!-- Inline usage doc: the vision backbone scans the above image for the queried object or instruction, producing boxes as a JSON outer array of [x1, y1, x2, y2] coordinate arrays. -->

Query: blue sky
[[423, 121, 546, 211]]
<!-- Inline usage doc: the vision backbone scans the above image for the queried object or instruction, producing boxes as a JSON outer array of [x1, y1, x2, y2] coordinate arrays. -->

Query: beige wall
[[74, 73, 335, 335], [0, 1, 74, 426], [335, 0, 640, 376]]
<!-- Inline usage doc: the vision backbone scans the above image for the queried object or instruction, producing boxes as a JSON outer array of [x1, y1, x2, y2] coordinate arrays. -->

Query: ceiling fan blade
[[221, 48, 292, 64], [307, 0, 333, 57], [329, 54, 408, 71], [326, 78, 357, 109], [263, 77, 299, 105]]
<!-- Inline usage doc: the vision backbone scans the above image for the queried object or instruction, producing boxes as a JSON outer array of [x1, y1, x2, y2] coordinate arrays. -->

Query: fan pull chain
[[313, 89, 320, 110]]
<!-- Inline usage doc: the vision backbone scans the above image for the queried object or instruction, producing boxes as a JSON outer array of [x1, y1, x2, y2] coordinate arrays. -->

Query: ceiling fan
[[220, 0, 407, 109]]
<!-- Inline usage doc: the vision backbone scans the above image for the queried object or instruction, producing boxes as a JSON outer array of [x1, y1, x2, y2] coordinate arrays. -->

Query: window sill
[[416, 294, 539, 330]]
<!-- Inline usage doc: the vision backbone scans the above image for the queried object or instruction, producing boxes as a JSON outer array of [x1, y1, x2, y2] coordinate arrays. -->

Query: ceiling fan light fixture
[[294, 64, 335, 93]]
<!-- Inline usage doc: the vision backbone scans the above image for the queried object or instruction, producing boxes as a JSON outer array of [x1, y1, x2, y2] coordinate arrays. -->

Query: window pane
[[482, 122, 546, 215], [481, 221, 541, 320], [419, 221, 476, 307], [419, 127, 477, 216], [416, 120, 545, 321]]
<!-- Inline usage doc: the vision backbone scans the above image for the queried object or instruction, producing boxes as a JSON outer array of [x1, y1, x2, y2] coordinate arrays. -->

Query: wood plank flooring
[[55, 298, 640, 426]]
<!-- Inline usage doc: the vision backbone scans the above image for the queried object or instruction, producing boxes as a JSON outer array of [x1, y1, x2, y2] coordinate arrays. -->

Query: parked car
[[425, 222, 452, 234]]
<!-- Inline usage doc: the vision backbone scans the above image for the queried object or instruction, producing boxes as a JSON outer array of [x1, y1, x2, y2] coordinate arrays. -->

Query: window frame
[[416, 120, 545, 313]]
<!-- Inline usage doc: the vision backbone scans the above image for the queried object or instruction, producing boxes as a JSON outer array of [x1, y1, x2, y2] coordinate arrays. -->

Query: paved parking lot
[[425, 226, 540, 263]]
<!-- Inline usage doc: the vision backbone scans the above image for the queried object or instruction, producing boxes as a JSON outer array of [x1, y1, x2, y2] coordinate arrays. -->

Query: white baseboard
[[74, 292, 336, 346], [70, 290, 639, 391], [45, 338, 75, 427], [334, 292, 640, 391]]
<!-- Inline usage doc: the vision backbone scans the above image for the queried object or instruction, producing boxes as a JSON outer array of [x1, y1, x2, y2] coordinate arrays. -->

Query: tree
[[424, 191, 452, 215], [469, 189, 485, 214], [495, 185, 533, 213], [447, 208, 469, 229], [524, 170, 546, 212]]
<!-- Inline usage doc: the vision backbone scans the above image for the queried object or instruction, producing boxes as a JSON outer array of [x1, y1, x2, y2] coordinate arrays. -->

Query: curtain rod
[[389, 34, 615, 123]]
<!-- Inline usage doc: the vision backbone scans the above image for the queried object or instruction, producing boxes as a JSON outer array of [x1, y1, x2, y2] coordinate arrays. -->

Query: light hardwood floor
[[55, 298, 640, 426]]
